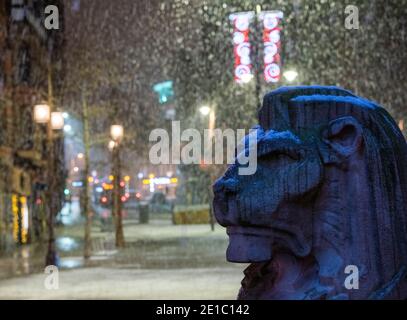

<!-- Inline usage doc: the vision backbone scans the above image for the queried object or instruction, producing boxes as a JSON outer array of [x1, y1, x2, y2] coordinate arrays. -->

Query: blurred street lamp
[[51, 112, 64, 130], [108, 140, 116, 151], [63, 124, 72, 133], [199, 105, 211, 116], [283, 69, 299, 83], [33, 60, 68, 266], [77, 153, 84, 159], [34, 104, 51, 124], [110, 125, 124, 142], [240, 73, 254, 84]]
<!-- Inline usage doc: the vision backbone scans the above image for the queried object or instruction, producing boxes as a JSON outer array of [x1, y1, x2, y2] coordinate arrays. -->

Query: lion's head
[[213, 86, 407, 299]]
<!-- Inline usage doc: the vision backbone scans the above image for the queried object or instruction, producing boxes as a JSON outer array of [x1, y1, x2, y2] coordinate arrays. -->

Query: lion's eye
[[258, 150, 300, 163]]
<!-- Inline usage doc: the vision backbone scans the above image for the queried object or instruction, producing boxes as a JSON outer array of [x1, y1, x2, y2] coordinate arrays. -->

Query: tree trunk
[[45, 137, 56, 264], [82, 95, 92, 259], [45, 63, 58, 267], [112, 145, 125, 248]]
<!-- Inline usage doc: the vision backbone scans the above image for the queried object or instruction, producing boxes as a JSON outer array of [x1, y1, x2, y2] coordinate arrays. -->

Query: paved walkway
[[0, 266, 243, 299], [0, 214, 247, 299]]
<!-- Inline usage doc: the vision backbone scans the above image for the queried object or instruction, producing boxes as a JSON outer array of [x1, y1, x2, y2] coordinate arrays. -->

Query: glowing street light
[[34, 104, 51, 124], [199, 106, 211, 116], [283, 69, 299, 83], [240, 73, 254, 83], [64, 124, 72, 133], [51, 112, 64, 130], [110, 125, 124, 142], [108, 140, 116, 151]]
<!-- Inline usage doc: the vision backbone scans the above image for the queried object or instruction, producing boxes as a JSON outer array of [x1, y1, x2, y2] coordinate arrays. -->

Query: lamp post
[[200, 105, 216, 232], [34, 103, 64, 266], [253, 5, 262, 109], [110, 124, 125, 248]]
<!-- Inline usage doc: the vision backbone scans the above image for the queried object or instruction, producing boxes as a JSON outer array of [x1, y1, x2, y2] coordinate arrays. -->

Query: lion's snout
[[213, 178, 275, 262]]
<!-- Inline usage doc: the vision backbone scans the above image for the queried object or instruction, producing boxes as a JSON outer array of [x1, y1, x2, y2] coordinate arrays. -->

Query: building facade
[[0, 0, 65, 249]]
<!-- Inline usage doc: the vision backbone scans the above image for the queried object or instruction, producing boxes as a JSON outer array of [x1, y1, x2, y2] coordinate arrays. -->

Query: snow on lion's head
[[213, 86, 407, 299]]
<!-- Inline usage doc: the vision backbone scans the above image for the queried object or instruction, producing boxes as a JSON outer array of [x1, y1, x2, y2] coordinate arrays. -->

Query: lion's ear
[[320, 116, 363, 164]]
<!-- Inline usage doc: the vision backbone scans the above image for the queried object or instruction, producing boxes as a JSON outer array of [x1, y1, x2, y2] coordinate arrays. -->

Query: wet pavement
[[0, 202, 233, 279], [0, 200, 247, 299]]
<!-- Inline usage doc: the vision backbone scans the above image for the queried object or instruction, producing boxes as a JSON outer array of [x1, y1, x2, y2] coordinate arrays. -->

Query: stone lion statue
[[213, 86, 407, 300]]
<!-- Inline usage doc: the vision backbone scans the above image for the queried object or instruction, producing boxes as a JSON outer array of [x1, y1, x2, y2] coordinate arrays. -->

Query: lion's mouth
[[226, 221, 311, 263], [226, 226, 274, 262]]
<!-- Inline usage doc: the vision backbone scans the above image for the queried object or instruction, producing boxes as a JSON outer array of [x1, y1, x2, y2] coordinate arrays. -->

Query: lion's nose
[[213, 177, 241, 227], [213, 177, 240, 194]]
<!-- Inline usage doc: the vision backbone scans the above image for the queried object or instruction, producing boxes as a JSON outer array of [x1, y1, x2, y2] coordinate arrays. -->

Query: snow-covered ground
[[0, 266, 243, 299], [0, 212, 248, 299]]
